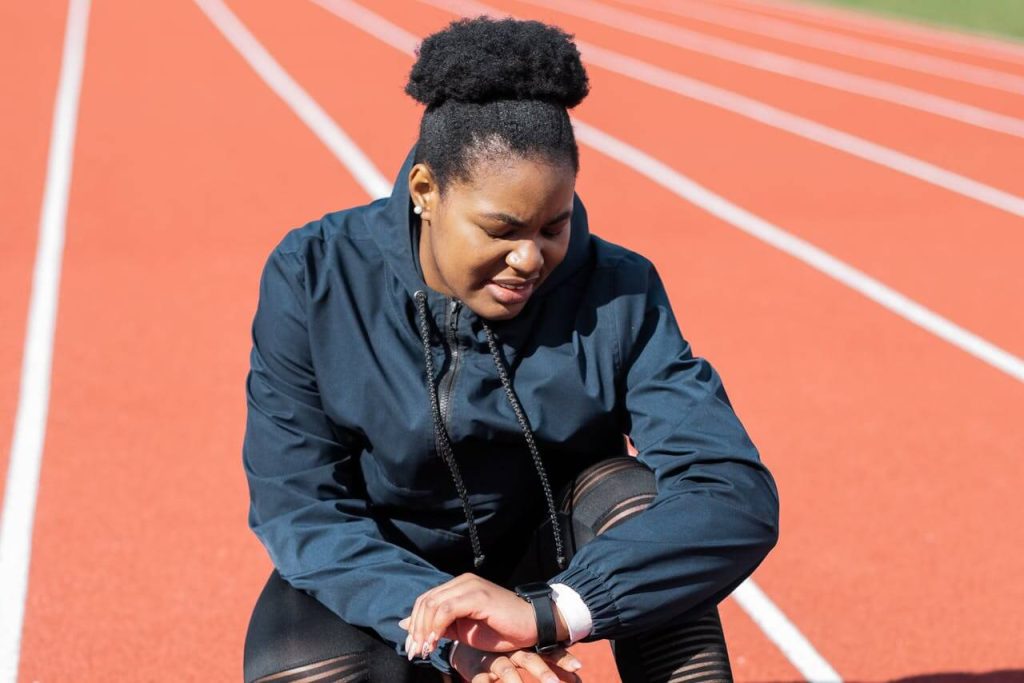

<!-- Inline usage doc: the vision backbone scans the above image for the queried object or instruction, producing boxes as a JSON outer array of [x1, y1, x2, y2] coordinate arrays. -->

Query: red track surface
[[5, 0, 1023, 681]]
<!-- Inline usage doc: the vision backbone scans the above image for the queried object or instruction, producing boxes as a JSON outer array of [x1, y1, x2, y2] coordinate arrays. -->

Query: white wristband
[[549, 583, 594, 643]]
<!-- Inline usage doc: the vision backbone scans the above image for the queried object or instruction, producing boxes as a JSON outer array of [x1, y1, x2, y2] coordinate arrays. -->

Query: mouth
[[485, 278, 538, 306]]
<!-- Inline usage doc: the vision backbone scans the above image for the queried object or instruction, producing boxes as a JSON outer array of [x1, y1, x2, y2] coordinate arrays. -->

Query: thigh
[[243, 569, 441, 683]]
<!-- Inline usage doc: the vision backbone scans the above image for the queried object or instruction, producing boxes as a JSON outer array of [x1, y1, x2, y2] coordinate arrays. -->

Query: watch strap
[[514, 581, 561, 653]]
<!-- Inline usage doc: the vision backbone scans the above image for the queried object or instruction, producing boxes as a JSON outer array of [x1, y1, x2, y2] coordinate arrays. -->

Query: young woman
[[241, 16, 779, 683]]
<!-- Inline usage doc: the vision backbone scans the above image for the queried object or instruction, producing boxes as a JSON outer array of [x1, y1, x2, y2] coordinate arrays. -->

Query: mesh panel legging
[[243, 456, 734, 682]]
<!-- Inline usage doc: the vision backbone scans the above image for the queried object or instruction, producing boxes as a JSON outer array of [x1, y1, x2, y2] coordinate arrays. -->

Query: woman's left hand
[[398, 573, 539, 659]]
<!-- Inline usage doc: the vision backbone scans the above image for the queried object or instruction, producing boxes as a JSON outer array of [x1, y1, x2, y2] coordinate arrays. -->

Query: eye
[[482, 227, 513, 239], [542, 221, 570, 238]]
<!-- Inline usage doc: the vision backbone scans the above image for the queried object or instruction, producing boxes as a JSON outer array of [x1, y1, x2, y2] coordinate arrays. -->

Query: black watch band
[[513, 581, 562, 654]]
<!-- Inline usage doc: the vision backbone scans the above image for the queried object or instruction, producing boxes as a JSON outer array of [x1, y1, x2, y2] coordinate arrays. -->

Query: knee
[[559, 455, 656, 540]]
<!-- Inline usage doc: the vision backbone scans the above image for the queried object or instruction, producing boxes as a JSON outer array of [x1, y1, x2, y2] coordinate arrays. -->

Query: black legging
[[243, 456, 733, 682]]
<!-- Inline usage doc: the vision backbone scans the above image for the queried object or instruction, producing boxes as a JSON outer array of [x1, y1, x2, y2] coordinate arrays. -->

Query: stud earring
[[413, 205, 423, 215]]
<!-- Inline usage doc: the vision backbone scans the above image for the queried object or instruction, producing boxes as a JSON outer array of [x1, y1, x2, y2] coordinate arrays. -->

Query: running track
[[2, 0, 1023, 680]]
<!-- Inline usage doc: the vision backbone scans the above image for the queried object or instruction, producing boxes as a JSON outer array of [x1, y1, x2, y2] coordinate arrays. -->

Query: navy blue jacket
[[243, 143, 779, 675]]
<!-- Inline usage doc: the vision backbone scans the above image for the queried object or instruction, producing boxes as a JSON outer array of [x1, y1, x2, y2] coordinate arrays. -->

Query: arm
[[243, 240, 457, 675], [547, 257, 780, 642]]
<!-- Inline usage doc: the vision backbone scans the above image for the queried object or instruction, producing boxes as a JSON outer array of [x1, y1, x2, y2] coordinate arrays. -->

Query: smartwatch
[[513, 581, 564, 654]]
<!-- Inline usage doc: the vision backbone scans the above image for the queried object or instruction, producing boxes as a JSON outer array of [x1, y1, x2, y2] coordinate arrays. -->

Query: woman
[[241, 16, 779, 683]]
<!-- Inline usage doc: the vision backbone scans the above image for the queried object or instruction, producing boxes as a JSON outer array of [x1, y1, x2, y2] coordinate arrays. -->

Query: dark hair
[[405, 16, 590, 194]]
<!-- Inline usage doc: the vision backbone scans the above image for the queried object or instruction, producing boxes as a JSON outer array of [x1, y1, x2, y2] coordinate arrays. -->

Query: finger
[[408, 575, 479, 659], [427, 587, 489, 649], [542, 647, 584, 674], [489, 656, 524, 683], [418, 586, 488, 659], [410, 585, 457, 659], [509, 650, 567, 683], [408, 582, 458, 659]]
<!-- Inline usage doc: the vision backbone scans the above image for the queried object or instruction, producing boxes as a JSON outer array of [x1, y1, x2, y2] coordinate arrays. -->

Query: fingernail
[[405, 635, 413, 660], [411, 640, 420, 659], [543, 675, 559, 683], [424, 631, 436, 655], [567, 657, 583, 670]]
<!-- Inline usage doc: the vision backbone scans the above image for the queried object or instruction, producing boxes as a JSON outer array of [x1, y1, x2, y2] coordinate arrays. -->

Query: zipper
[[437, 297, 462, 427]]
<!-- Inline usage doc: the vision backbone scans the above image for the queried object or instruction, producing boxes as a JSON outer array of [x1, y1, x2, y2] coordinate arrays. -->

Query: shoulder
[[264, 201, 383, 287], [586, 234, 661, 304]]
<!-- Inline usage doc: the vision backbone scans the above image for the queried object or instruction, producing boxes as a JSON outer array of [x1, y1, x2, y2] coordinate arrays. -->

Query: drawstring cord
[[413, 290, 567, 572], [414, 291, 486, 568], [480, 320, 567, 571]]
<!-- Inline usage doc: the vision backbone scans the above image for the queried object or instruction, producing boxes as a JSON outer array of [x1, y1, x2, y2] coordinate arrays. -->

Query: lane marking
[[197, 6, 1024, 683], [733, 580, 842, 682], [209, 0, 847, 679], [423, 0, 1024, 220], [569, 118, 1024, 384], [524, 0, 1024, 139], [615, 0, 1024, 94], [716, 0, 1024, 66], [0, 0, 92, 680], [193, 0, 390, 198]]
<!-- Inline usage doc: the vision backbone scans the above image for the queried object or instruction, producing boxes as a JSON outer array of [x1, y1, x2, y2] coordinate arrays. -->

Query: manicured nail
[[411, 640, 420, 659], [405, 635, 413, 660], [423, 631, 436, 656], [566, 657, 583, 670], [543, 675, 559, 683]]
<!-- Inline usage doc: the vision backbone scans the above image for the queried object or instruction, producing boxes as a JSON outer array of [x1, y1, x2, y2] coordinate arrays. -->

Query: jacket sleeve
[[243, 241, 457, 675], [547, 257, 780, 642]]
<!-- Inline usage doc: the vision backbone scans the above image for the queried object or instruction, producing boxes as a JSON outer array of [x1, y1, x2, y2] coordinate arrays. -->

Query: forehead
[[449, 154, 575, 217]]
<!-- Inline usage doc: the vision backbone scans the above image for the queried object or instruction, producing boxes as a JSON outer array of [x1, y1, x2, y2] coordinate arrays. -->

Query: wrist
[[553, 604, 570, 642], [514, 581, 569, 652]]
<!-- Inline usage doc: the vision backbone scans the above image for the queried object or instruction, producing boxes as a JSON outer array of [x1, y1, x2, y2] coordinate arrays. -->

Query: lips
[[486, 278, 537, 305]]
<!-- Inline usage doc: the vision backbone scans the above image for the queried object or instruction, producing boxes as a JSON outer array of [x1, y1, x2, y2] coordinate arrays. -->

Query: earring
[[413, 205, 423, 215]]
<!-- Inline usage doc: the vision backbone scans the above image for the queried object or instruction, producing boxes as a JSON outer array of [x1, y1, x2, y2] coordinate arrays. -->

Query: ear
[[408, 163, 438, 223]]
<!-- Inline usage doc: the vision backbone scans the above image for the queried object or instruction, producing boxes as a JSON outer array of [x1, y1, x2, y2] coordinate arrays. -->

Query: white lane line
[[313, 0, 837, 680], [0, 0, 91, 680], [716, 0, 1024, 67], [570, 119, 1024, 384], [525, 0, 1024, 139], [195, 1, 847, 679], [424, 0, 1024, 220], [615, 0, 1024, 94], [733, 580, 842, 682], [193, 0, 390, 198], [326, 0, 1024, 377], [196, 0, 1024, 680]]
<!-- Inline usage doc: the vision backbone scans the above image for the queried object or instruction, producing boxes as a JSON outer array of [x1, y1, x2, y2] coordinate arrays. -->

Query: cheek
[[437, 226, 500, 284]]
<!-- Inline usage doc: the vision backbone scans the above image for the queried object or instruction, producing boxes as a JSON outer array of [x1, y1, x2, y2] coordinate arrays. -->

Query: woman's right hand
[[451, 641, 583, 683]]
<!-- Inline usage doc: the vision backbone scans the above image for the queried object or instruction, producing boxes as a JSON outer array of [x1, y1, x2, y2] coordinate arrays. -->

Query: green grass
[[809, 0, 1024, 41]]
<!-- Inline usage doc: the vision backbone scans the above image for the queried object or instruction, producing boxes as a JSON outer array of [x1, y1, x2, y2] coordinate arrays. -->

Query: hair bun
[[405, 17, 590, 109]]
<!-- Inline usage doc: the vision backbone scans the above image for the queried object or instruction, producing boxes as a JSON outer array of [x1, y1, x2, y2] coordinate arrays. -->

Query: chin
[[467, 294, 525, 322]]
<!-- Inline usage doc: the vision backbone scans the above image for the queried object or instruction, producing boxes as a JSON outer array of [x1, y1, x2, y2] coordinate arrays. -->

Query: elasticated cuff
[[546, 562, 622, 642]]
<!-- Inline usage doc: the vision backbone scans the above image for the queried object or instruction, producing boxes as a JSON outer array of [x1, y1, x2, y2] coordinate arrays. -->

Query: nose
[[507, 239, 543, 274]]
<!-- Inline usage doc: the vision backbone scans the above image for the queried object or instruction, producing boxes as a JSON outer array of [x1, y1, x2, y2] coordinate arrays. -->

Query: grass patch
[[809, 0, 1024, 41]]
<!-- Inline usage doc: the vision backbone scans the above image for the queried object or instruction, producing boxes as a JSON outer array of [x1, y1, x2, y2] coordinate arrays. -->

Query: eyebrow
[[480, 210, 572, 228]]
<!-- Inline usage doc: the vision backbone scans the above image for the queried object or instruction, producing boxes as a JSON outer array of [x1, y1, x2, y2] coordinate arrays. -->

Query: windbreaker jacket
[[243, 143, 780, 676]]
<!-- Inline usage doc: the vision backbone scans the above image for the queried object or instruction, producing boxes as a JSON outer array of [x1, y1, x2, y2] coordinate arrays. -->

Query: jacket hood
[[370, 142, 592, 306]]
